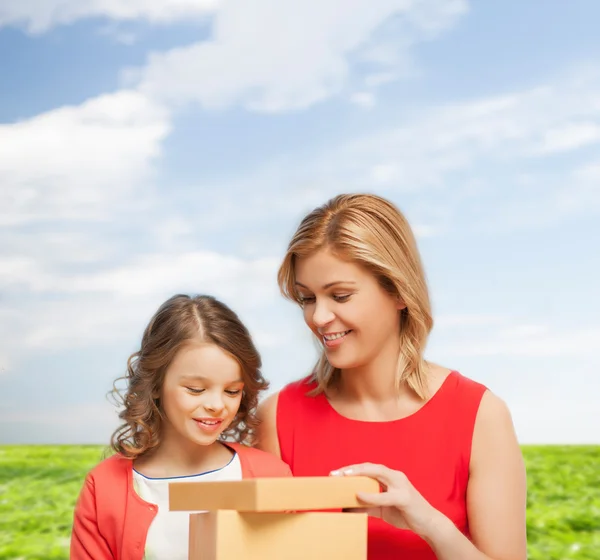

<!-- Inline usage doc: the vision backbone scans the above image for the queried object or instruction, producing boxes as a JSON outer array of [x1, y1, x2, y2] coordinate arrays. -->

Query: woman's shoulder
[[424, 365, 490, 434], [258, 375, 319, 416], [428, 363, 488, 399], [430, 365, 516, 445], [281, 374, 317, 394]]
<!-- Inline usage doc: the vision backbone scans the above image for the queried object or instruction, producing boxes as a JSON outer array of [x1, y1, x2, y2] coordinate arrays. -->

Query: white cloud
[[137, 0, 467, 112], [0, 90, 170, 226], [0, 0, 218, 33], [350, 92, 377, 109], [252, 330, 291, 350], [552, 161, 600, 216], [336, 83, 600, 189], [0, 402, 120, 444], [574, 161, 600, 182], [498, 324, 549, 338], [444, 326, 600, 358], [298, 68, 600, 230], [536, 122, 600, 154], [0, 251, 277, 298], [511, 386, 600, 444], [97, 22, 139, 45], [0, 353, 9, 374], [434, 314, 508, 328], [411, 224, 442, 238], [365, 71, 398, 87], [2, 4, 599, 447], [0, 250, 281, 357], [194, 67, 600, 237], [0, 231, 115, 270], [429, 318, 600, 444], [0, 308, 28, 374], [370, 163, 398, 184], [69, 251, 279, 302]]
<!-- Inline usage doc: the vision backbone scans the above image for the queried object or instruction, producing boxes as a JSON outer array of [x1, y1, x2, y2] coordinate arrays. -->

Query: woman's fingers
[[330, 462, 399, 488], [356, 491, 399, 508], [348, 505, 382, 517]]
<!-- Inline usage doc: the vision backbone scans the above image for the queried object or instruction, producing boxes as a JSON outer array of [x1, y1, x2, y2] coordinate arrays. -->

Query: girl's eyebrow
[[180, 374, 208, 381], [180, 374, 243, 383], [295, 281, 357, 289]]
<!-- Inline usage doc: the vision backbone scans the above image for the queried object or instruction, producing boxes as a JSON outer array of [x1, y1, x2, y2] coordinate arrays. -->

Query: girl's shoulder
[[85, 452, 132, 484], [227, 442, 292, 478]]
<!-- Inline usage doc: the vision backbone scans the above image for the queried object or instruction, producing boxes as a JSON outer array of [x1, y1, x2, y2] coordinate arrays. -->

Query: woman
[[257, 194, 527, 560]]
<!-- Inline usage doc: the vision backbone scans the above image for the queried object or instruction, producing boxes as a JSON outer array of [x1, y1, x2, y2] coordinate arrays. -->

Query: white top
[[132, 453, 242, 560]]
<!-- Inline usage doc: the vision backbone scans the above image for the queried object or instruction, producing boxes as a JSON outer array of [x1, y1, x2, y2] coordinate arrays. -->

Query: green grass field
[[0, 445, 598, 559]]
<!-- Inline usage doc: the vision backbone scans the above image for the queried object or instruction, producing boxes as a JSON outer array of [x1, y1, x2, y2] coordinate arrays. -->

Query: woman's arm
[[331, 391, 527, 560], [453, 390, 527, 559], [255, 392, 282, 458], [70, 476, 114, 560]]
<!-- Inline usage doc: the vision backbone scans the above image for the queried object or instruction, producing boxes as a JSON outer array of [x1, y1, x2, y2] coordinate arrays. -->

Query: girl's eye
[[225, 390, 242, 396], [185, 387, 204, 395]]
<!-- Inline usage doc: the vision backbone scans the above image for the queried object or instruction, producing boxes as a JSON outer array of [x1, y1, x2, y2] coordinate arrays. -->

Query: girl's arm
[[70, 476, 114, 560], [332, 391, 527, 560]]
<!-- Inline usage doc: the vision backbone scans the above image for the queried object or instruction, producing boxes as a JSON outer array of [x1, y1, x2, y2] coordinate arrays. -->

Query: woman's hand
[[331, 463, 448, 539]]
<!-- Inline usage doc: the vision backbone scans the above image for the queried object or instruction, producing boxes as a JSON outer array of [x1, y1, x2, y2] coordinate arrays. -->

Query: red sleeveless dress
[[276, 370, 487, 559]]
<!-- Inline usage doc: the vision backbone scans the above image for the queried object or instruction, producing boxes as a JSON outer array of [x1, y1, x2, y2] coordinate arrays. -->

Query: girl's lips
[[193, 418, 224, 433]]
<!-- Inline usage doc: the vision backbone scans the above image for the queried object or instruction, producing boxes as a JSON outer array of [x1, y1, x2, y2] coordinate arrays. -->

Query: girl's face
[[295, 248, 403, 372], [159, 342, 244, 449]]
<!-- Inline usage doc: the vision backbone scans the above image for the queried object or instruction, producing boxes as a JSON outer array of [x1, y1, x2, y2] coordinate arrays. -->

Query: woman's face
[[294, 248, 403, 372]]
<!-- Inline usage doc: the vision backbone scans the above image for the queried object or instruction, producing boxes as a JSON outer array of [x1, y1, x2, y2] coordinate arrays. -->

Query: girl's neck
[[134, 436, 233, 478]]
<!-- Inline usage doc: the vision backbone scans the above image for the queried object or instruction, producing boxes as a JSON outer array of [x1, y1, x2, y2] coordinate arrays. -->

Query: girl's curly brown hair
[[110, 294, 268, 459]]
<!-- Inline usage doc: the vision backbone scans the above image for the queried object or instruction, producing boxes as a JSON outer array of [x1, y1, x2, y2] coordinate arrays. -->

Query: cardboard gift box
[[169, 476, 378, 560]]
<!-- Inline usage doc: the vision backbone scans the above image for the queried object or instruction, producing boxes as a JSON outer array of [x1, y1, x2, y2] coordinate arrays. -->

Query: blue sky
[[1, 0, 599, 445]]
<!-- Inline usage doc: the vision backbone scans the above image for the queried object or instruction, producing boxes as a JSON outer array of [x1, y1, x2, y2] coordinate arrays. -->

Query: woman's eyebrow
[[295, 281, 357, 289]]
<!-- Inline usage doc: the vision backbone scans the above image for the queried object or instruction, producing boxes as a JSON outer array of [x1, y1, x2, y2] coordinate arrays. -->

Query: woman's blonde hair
[[278, 193, 433, 399], [110, 294, 268, 459]]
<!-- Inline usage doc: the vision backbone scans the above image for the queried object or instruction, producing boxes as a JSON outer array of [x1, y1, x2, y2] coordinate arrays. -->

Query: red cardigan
[[70, 443, 291, 559]]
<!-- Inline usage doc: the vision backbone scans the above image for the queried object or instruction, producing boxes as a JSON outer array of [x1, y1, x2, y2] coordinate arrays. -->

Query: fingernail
[[342, 468, 354, 475], [330, 469, 341, 476]]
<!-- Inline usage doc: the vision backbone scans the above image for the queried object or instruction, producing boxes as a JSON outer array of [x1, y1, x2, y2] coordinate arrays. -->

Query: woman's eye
[[298, 295, 316, 305], [333, 294, 351, 302], [185, 387, 204, 395]]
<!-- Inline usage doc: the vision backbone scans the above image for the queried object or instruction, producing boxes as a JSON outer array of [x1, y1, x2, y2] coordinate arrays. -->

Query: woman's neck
[[336, 337, 406, 403]]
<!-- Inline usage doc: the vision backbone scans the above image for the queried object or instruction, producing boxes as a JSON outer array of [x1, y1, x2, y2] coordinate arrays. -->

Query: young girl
[[257, 194, 527, 560], [71, 294, 291, 560]]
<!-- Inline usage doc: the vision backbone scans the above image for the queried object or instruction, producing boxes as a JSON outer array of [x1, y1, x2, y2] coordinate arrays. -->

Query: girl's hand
[[331, 463, 447, 539]]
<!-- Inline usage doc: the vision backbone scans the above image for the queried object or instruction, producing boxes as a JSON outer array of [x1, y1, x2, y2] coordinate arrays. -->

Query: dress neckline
[[318, 370, 459, 425]]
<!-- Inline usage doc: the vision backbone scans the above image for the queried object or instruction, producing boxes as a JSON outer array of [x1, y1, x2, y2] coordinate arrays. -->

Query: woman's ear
[[396, 296, 407, 311]]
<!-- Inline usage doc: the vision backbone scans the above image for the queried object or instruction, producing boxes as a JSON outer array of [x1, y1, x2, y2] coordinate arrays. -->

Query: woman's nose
[[311, 299, 335, 328]]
